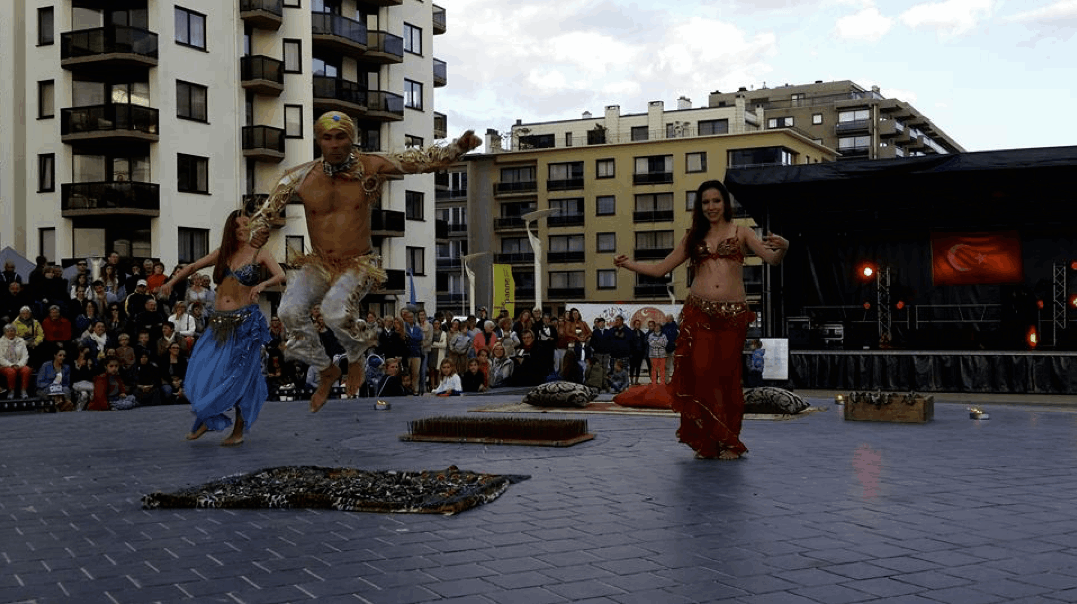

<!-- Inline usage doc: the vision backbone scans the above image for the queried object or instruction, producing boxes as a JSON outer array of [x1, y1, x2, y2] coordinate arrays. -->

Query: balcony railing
[[547, 178, 584, 191], [494, 252, 535, 264], [548, 287, 585, 300], [363, 31, 404, 64], [433, 58, 447, 87], [634, 247, 674, 260], [435, 219, 449, 239], [240, 55, 284, 95], [434, 111, 447, 139], [838, 146, 871, 158], [435, 189, 467, 201], [494, 217, 526, 230], [548, 251, 585, 263], [448, 223, 468, 234], [547, 214, 585, 227], [366, 90, 404, 121], [835, 119, 870, 133], [311, 12, 367, 54], [61, 25, 158, 68], [239, 0, 283, 29], [370, 209, 406, 237], [432, 4, 447, 34], [633, 172, 674, 185], [242, 125, 286, 162], [61, 104, 159, 142], [633, 210, 674, 223], [312, 76, 367, 111], [61, 181, 160, 216], [495, 181, 537, 194], [437, 257, 463, 270]]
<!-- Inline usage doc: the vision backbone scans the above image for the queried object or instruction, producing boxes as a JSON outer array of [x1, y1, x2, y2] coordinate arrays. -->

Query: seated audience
[[0, 323, 32, 399]]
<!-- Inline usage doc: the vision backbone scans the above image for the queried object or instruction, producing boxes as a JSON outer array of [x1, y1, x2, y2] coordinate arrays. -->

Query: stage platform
[[790, 349, 1077, 394]]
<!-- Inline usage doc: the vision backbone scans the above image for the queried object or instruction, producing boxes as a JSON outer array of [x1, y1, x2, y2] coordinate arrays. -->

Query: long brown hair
[[212, 210, 243, 285], [686, 179, 732, 265]]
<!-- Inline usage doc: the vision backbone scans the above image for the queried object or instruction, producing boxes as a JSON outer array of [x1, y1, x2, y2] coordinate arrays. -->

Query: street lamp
[[522, 208, 558, 313], [462, 252, 490, 317]]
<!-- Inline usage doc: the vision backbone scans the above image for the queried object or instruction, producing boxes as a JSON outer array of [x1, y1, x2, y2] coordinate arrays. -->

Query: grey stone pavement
[[3, 389, 1077, 604]]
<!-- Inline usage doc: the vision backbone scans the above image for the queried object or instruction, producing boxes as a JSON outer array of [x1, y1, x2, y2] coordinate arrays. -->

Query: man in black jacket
[[606, 315, 634, 375]]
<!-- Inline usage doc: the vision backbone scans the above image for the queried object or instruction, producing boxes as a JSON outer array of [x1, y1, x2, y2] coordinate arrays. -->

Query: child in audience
[[432, 359, 461, 396], [607, 359, 630, 394]]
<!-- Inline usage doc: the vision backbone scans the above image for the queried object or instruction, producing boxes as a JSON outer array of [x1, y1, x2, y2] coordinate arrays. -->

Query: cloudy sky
[[433, 0, 1076, 153]]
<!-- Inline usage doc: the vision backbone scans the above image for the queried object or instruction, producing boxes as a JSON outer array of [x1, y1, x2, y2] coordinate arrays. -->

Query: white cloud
[[834, 7, 893, 42], [899, 0, 995, 39], [1003, 0, 1077, 23]]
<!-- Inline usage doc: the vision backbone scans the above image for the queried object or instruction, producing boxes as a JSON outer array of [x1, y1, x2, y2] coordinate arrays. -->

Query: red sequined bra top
[[691, 226, 744, 266]]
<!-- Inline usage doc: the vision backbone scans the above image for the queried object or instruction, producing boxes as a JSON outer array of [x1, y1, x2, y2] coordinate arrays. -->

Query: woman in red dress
[[615, 179, 788, 459]]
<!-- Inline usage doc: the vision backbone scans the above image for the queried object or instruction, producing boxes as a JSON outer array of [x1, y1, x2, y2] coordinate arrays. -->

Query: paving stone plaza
[[3, 392, 1077, 603]]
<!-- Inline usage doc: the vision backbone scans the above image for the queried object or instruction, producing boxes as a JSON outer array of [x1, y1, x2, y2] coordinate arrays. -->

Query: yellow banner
[[492, 264, 515, 320]]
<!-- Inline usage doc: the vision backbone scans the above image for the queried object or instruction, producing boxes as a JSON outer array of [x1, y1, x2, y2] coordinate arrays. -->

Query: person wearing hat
[[124, 279, 151, 318], [246, 111, 481, 412]]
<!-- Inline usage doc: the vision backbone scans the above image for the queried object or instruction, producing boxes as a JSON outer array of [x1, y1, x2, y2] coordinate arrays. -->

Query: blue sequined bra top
[[223, 263, 260, 286]]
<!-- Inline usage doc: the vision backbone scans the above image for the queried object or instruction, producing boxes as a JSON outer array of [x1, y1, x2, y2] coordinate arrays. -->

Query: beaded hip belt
[[208, 308, 254, 344], [684, 295, 750, 319]]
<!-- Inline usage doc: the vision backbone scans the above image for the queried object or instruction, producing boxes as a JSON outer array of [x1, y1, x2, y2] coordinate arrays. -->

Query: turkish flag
[[931, 231, 1024, 286]]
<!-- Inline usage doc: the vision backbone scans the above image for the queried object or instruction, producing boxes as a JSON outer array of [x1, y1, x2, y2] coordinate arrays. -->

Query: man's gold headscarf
[[314, 111, 356, 142]]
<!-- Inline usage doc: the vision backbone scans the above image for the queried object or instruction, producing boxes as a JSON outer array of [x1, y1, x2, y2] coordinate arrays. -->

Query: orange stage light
[[1036, 299, 1044, 310], [895, 300, 906, 310], [863, 301, 872, 310], [1070, 293, 1077, 309], [1070, 260, 1077, 271], [1026, 327, 1038, 349]]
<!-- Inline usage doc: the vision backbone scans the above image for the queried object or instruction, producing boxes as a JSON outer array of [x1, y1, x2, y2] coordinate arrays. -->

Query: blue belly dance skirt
[[185, 304, 270, 433]]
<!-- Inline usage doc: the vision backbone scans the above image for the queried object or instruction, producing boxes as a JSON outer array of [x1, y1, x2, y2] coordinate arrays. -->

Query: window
[[501, 237, 531, 254], [405, 134, 424, 148], [698, 119, 728, 135], [686, 190, 697, 211], [812, 113, 823, 125], [38, 154, 55, 192], [403, 23, 422, 55], [633, 155, 673, 184], [547, 162, 583, 187], [686, 152, 707, 173], [177, 227, 209, 264], [635, 193, 673, 212], [176, 81, 208, 122], [790, 93, 805, 107], [549, 271, 584, 289], [405, 190, 424, 220], [38, 7, 54, 45], [550, 198, 583, 217], [500, 166, 535, 183], [597, 270, 616, 289], [631, 126, 648, 141], [767, 116, 795, 129], [38, 80, 54, 119], [404, 79, 423, 110], [838, 109, 871, 123], [565, 132, 573, 147], [406, 247, 425, 276], [838, 135, 871, 151], [312, 55, 339, 78], [175, 7, 206, 50], [284, 104, 303, 138], [596, 159, 614, 179], [728, 147, 795, 167], [284, 0, 300, 7], [635, 230, 674, 250], [177, 154, 208, 193], [549, 235, 584, 253], [283, 39, 302, 73], [285, 236, 305, 265], [597, 233, 616, 253], [596, 195, 616, 216], [518, 134, 554, 149], [39, 228, 55, 263]]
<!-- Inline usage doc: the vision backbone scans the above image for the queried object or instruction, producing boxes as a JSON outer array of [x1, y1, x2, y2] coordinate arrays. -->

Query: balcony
[[239, 0, 283, 30], [311, 12, 367, 57], [240, 55, 284, 96], [433, 58, 447, 87], [448, 223, 468, 235], [370, 209, 406, 238], [437, 293, 465, 304], [494, 181, 538, 196], [312, 76, 367, 114], [547, 178, 584, 191], [633, 172, 673, 185], [365, 90, 404, 121], [634, 247, 673, 260], [361, 31, 404, 64], [634, 283, 672, 298], [633, 210, 674, 223], [494, 252, 535, 264], [437, 257, 462, 270], [435, 189, 467, 201], [433, 5, 447, 35], [357, 0, 403, 7], [61, 104, 159, 145], [61, 181, 160, 218], [835, 119, 870, 133], [435, 219, 449, 240], [838, 146, 871, 159], [61, 25, 158, 72], [378, 269, 406, 294], [548, 287, 585, 300], [494, 216, 526, 231], [242, 125, 286, 163], [434, 112, 447, 139], [548, 214, 585, 228], [548, 251, 585, 264]]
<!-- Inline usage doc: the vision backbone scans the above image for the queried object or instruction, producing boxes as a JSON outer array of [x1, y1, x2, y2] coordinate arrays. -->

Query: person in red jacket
[[87, 355, 137, 411], [40, 305, 73, 361]]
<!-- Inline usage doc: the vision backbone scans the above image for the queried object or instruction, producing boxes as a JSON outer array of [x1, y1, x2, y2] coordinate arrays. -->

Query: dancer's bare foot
[[345, 360, 365, 397], [221, 414, 245, 446], [310, 363, 341, 413], [718, 450, 742, 460], [186, 423, 208, 441]]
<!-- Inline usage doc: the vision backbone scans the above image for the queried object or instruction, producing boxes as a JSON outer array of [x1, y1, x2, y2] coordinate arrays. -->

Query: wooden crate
[[843, 392, 934, 423]]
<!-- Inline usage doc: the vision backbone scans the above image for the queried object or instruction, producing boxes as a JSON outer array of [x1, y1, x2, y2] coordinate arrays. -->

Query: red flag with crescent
[[931, 231, 1024, 286]]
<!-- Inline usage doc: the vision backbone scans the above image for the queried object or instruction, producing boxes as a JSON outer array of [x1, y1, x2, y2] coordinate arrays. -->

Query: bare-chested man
[[249, 111, 481, 412]]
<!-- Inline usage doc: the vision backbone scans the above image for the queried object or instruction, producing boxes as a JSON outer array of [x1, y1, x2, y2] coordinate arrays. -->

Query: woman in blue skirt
[[160, 209, 285, 446]]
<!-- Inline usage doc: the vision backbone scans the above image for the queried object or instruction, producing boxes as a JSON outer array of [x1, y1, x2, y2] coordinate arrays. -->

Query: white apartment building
[[0, 0, 450, 313]]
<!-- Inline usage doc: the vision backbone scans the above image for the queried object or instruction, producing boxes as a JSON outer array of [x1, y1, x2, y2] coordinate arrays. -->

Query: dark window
[[284, 104, 303, 138], [176, 81, 208, 122], [686, 190, 697, 211], [405, 191, 424, 220], [404, 79, 423, 110], [283, 39, 302, 73], [500, 166, 535, 183], [549, 271, 584, 288], [597, 232, 616, 253], [38, 7, 54, 45], [175, 6, 207, 50], [728, 146, 795, 167], [177, 228, 209, 264], [38, 80, 55, 119], [518, 133, 555, 149], [406, 246, 425, 276], [403, 23, 422, 55], [698, 119, 728, 135], [596, 195, 616, 216], [631, 126, 648, 141], [767, 116, 795, 129], [405, 134, 424, 148], [177, 154, 209, 194], [38, 154, 55, 192], [283, 0, 300, 6]]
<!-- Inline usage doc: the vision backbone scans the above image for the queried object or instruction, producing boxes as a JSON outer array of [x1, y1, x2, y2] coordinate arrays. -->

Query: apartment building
[[0, 0, 450, 315], [435, 115, 835, 318]]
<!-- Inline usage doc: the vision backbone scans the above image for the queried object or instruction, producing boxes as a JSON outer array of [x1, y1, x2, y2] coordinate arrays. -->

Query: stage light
[[1026, 326, 1038, 349], [895, 300, 906, 310], [863, 301, 872, 310], [1070, 260, 1077, 271], [856, 262, 877, 281], [1070, 293, 1077, 309], [1036, 299, 1044, 310]]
